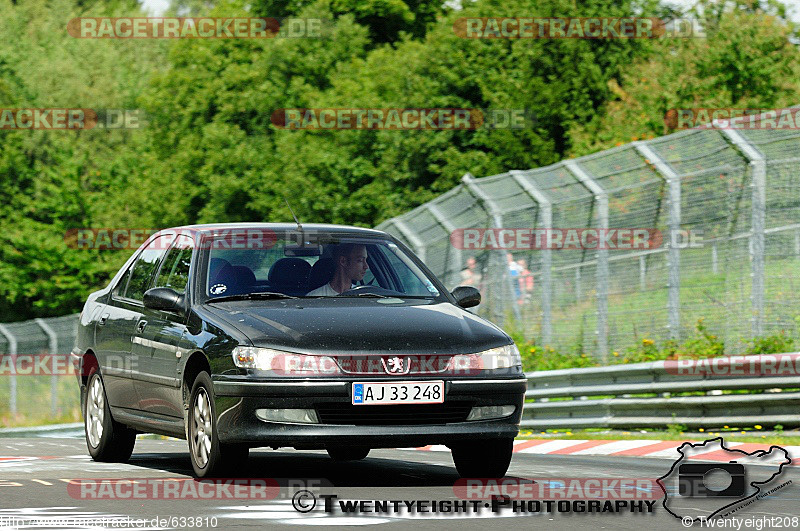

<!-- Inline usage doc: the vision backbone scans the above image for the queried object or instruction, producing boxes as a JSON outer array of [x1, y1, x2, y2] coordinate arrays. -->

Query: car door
[[133, 234, 194, 418], [93, 260, 141, 409], [117, 234, 173, 410]]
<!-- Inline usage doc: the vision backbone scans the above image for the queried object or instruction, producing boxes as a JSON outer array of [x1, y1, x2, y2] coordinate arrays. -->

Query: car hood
[[201, 298, 510, 355]]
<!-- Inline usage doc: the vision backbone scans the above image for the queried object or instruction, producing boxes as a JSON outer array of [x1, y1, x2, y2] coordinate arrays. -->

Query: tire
[[84, 369, 136, 462], [450, 438, 514, 478], [187, 371, 249, 477], [327, 446, 370, 461]]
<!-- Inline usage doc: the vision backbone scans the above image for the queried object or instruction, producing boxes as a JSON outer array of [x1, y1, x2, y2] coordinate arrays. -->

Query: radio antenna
[[284, 196, 303, 231]]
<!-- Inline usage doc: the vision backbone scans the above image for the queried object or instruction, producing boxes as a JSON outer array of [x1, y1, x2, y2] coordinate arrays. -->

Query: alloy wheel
[[86, 375, 105, 448], [192, 388, 213, 468]]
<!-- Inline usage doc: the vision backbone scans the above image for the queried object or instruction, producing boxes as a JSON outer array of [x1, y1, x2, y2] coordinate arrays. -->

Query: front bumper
[[212, 376, 526, 448]]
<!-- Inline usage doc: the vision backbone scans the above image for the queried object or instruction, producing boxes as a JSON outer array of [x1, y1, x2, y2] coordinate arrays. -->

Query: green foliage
[[514, 318, 797, 371], [747, 331, 794, 354], [667, 422, 687, 435], [0, 0, 163, 319], [1, 0, 800, 322], [520, 343, 598, 372], [674, 318, 726, 359], [509, 329, 598, 371], [568, 6, 800, 155]]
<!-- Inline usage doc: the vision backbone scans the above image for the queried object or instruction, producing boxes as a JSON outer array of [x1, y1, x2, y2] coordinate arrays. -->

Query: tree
[[567, 7, 800, 155]]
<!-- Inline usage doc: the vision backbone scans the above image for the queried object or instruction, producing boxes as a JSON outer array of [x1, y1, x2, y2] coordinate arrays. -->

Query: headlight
[[448, 344, 522, 372], [232, 346, 341, 376]]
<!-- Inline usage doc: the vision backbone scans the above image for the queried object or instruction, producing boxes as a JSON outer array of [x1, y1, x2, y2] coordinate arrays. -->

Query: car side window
[[155, 235, 194, 294], [124, 235, 171, 301], [112, 262, 133, 297]]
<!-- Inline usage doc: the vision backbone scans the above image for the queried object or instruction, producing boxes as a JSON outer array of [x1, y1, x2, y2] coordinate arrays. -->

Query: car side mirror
[[451, 286, 481, 309], [143, 287, 185, 314]]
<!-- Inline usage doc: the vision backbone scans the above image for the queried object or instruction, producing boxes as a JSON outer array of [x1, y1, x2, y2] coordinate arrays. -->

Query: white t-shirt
[[306, 282, 355, 296]]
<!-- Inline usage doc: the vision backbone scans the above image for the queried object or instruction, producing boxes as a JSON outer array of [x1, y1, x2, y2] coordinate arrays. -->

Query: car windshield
[[201, 230, 442, 301]]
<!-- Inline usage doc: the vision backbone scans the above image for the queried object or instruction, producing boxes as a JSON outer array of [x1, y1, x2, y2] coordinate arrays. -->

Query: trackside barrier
[[377, 107, 800, 360], [1, 313, 798, 431], [523, 354, 800, 429]]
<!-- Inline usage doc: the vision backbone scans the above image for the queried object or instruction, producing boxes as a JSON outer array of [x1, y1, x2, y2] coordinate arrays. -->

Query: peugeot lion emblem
[[382, 356, 408, 374]]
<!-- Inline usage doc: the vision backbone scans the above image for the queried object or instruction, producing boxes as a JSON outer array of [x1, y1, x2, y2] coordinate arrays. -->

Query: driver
[[307, 243, 369, 296]]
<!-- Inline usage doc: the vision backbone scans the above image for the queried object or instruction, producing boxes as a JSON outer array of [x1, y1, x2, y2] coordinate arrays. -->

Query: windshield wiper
[[208, 291, 298, 303]]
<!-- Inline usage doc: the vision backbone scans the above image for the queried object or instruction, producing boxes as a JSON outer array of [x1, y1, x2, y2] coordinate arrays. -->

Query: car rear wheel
[[327, 446, 370, 461], [450, 438, 513, 478], [188, 371, 249, 477], [84, 369, 136, 462]]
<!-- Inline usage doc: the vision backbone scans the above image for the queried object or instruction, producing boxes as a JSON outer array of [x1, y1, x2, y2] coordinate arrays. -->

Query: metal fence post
[[461, 173, 522, 323], [717, 128, 766, 337], [639, 255, 646, 291], [426, 203, 462, 289], [36, 318, 59, 417], [0, 324, 17, 416], [795, 231, 800, 258], [565, 160, 609, 361], [392, 219, 427, 264], [712, 243, 718, 274], [510, 170, 552, 345], [634, 142, 682, 341]]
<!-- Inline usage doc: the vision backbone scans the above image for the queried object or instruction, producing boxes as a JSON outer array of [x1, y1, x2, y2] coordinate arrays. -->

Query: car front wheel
[[84, 369, 136, 462], [450, 438, 514, 478], [188, 371, 249, 477]]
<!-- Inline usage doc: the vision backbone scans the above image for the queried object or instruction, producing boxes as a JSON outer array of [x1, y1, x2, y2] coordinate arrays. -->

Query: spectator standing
[[506, 253, 522, 302], [517, 259, 533, 303]]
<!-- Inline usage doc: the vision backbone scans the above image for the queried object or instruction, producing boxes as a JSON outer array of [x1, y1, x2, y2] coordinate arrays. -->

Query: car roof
[[158, 223, 388, 238]]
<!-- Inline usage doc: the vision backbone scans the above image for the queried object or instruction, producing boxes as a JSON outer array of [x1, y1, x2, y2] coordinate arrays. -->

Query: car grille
[[315, 402, 473, 425], [337, 355, 454, 375]]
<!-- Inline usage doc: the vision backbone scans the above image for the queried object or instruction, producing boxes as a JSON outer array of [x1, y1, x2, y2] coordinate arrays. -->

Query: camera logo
[[658, 438, 791, 523], [677, 463, 745, 498]]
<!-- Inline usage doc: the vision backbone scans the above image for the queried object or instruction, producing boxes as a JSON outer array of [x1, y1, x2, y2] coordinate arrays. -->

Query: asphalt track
[[0, 437, 799, 530]]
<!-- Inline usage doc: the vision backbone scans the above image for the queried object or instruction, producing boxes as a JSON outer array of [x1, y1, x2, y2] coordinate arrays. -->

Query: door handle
[[98, 313, 109, 326], [136, 320, 148, 333]]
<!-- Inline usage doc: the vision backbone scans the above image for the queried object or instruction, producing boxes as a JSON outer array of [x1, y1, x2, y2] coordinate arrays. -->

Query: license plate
[[352, 381, 444, 405]]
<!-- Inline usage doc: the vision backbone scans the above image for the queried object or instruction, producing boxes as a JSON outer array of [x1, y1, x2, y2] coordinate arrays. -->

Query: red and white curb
[[0, 456, 41, 467], [409, 440, 800, 463]]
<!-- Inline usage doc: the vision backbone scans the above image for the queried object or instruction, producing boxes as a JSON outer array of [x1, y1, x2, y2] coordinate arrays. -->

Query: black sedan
[[71, 223, 526, 478]]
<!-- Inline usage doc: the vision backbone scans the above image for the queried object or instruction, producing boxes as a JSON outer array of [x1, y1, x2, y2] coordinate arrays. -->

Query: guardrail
[[2, 312, 798, 431], [522, 355, 800, 429], [0, 422, 83, 438]]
